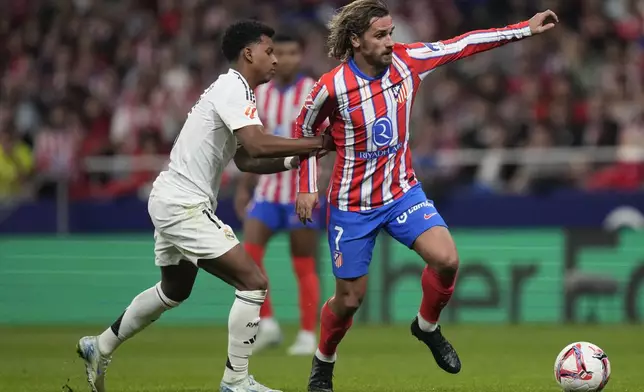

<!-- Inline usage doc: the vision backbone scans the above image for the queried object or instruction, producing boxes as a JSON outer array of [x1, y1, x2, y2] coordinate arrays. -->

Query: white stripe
[[391, 54, 411, 194], [267, 87, 280, 134], [380, 72, 398, 205], [254, 175, 269, 202], [408, 27, 530, 60], [263, 87, 281, 201], [302, 85, 329, 137], [401, 61, 416, 193], [279, 86, 297, 203], [357, 76, 379, 211], [303, 83, 329, 192], [334, 67, 353, 211]]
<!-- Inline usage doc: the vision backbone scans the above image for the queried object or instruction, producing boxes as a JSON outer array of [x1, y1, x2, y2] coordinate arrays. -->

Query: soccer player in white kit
[[76, 20, 333, 392]]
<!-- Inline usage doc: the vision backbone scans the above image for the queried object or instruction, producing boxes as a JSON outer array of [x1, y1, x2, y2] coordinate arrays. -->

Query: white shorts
[[148, 195, 240, 267]]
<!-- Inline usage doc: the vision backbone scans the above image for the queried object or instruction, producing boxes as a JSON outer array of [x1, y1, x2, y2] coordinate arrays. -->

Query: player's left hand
[[296, 192, 319, 224], [529, 9, 559, 34]]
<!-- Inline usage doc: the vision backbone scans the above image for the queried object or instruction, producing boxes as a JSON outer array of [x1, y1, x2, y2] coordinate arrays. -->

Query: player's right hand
[[234, 187, 252, 220], [296, 192, 319, 224], [529, 9, 559, 34]]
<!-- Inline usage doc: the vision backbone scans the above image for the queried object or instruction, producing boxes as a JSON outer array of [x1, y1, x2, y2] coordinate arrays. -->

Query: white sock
[[417, 312, 438, 332], [223, 290, 266, 383], [98, 282, 180, 355], [315, 348, 337, 363]]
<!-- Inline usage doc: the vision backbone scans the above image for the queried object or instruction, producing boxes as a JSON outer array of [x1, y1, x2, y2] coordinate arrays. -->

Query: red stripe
[[328, 70, 343, 205], [296, 75, 332, 193], [290, 78, 309, 201], [367, 80, 387, 207], [404, 78, 419, 189], [273, 88, 285, 202], [343, 66, 366, 211], [259, 84, 274, 201], [388, 56, 407, 200]]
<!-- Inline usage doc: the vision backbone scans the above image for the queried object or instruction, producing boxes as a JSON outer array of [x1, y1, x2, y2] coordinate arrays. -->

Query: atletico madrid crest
[[396, 81, 408, 104], [333, 251, 343, 268]]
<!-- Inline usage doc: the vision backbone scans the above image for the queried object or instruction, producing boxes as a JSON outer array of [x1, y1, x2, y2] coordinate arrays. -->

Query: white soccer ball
[[554, 341, 611, 392]]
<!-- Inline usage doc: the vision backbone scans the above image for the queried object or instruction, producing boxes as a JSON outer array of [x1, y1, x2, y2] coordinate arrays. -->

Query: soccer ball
[[554, 341, 611, 392]]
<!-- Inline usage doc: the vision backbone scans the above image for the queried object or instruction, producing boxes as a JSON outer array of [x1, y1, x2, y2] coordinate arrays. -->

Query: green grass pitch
[[0, 324, 641, 391]]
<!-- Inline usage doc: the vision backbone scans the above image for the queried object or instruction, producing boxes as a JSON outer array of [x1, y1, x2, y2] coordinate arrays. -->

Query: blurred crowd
[[1, 0, 644, 202]]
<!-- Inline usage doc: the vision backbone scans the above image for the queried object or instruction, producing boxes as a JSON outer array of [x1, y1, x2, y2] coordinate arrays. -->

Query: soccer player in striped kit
[[235, 31, 326, 355], [293, 1, 559, 390]]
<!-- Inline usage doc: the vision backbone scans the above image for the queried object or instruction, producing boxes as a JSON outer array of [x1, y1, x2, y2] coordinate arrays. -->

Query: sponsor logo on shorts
[[246, 321, 259, 328], [333, 251, 343, 268], [396, 200, 435, 224], [424, 212, 437, 220], [223, 227, 236, 241]]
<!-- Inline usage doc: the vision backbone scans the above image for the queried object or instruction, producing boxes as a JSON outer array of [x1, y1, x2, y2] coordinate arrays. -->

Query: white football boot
[[287, 330, 317, 356], [220, 375, 283, 392], [76, 336, 112, 392]]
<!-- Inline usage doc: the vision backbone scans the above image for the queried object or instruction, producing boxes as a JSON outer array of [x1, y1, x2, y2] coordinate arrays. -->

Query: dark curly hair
[[221, 20, 275, 62]]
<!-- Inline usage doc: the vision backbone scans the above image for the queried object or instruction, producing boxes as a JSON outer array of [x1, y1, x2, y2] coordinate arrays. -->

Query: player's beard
[[380, 51, 393, 66]]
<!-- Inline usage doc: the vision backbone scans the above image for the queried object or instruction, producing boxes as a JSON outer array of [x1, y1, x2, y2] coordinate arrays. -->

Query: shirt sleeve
[[404, 21, 532, 80], [294, 77, 335, 193], [213, 78, 263, 132]]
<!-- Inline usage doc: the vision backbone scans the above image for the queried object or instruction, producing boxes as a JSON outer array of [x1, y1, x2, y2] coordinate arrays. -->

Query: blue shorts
[[247, 201, 322, 232], [327, 185, 447, 279]]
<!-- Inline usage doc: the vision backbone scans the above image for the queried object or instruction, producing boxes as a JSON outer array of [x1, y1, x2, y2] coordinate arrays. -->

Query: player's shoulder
[[395, 42, 420, 51], [212, 69, 256, 104], [313, 64, 345, 95]]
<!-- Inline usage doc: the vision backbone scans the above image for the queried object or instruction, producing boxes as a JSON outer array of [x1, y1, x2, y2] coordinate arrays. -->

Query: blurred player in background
[[293, 1, 559, 391], [76, 20, 333, 392], [235, 31, 325, 356]]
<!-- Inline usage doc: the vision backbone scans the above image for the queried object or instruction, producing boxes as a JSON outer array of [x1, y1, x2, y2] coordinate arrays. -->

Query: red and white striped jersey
[[253, 76, 317, 204], [296, 21, 532, 212]]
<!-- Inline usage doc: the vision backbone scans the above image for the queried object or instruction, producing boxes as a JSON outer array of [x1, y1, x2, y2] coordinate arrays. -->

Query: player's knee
[[236, 270, 268, 292], [160, 283, 192, 303], [334, 291, 364, 316], [431, 249, 459, 276]]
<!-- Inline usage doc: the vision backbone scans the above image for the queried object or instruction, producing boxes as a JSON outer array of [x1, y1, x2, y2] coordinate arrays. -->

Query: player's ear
[[243, 47, 253, 63], [350, 33, 360, 49]]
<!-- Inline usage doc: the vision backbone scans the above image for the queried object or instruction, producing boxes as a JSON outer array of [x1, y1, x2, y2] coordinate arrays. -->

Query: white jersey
[[151, 69, 262, 209]]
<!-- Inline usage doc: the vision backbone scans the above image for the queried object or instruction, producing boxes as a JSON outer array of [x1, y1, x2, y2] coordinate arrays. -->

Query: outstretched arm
[[213, 80, 332, 159], [405, 10, 559, 79], [233, 145, 299, 174]]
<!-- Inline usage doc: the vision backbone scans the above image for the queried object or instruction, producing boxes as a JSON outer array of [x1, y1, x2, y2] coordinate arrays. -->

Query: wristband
[[284, 156, 296, 170]]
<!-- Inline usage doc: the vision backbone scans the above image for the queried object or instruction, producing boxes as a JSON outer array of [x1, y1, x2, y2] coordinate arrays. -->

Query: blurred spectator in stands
[[510, 123, 572, 194], [33, 103, 81, 198], [587, 114, 644, 191], [0, 122, 33, 200], [0, 0, 643, 201], [93, 129, 165, 199]]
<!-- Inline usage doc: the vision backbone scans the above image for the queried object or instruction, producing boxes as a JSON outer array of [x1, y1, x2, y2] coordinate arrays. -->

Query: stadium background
[[1, 0, 643, 391]]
